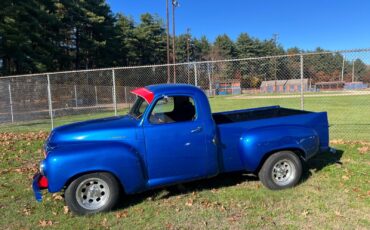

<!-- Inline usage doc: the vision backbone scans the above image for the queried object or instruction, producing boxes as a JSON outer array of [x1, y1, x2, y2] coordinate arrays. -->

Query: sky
[[106, 0, 370, 51]]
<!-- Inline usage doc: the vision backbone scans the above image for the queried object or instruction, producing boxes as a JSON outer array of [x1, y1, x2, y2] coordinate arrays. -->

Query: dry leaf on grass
[[39, 220, 53, 227], [301, 210, 309, 217], [52, 194, 63, 201], [342, 175, 350, 181], [357, 146, 369, 154], [115, 210, 128, 219], [63, 206, 69, 214], [335, 211, 343, 217], [185, 198, 193, 207]]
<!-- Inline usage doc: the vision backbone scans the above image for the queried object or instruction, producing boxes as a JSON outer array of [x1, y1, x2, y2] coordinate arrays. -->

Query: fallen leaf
[[115, 210, 128, 219], [52, 194, 63, 201], [39, 220, 53, 227], [101, 218, 108, 227], [63, 206, 69, 214], [301, 210, 309, 217], [342, 175, 350, 181], [165, 223, 173, 230], [335, 211, 342, 217], [185, 199, 193, 207], [358, 146, 369, 154], [22, 208, 31, 216]]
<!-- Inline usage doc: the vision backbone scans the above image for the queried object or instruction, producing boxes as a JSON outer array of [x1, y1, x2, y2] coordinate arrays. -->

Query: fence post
[[124, 87, 127, 104], [341, 54, 345, 81], [47, 74, 54, 129], [74, 85, 78, 108], [194, 63, 198, 87], [207, 62, 212, 96], [95, 86, 98, 105], [112, 69, 117, 116], [300, 54, 304, 110], [8, 83, 14, 123]]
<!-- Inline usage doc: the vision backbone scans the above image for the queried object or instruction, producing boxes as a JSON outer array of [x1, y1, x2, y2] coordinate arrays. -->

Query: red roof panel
[[130, 87, 154, 104]]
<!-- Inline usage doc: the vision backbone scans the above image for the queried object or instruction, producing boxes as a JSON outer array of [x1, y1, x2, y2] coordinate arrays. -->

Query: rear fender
[[239, 125, 319, 172], [44, 142, 147, 194]]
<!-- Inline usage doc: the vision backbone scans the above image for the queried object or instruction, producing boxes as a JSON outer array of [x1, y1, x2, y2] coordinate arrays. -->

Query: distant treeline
[[0, 0, 369, 83]]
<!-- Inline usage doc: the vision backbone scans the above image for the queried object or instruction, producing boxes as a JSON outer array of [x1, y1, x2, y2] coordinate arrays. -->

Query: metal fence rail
[[0, 49, 369, 140]]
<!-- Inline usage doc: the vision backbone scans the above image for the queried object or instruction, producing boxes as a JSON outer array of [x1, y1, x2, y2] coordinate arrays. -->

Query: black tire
[[65, 172, 120, 215], [258, 151, 302, 190]]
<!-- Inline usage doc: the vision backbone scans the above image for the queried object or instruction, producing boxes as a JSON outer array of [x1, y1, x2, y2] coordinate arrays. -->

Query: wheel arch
[[254, 148, 305, 174], [63, 170, 125, 194]]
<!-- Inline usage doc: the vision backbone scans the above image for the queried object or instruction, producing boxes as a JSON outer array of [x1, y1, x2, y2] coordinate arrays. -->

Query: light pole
[[186, 28, 190, 83], [172, 0, 179, 83], [166, 0, 170, 83]]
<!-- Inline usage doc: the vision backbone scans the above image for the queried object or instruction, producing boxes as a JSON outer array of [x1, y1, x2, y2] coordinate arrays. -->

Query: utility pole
[[186, 28, 190, 63], [172, 0, 179, 83], [166, 0, 170, 83], [186, 28, 190, 84]]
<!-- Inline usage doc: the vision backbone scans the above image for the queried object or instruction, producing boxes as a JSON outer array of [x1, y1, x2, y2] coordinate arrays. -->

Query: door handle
[[191, 126, 203, 133]]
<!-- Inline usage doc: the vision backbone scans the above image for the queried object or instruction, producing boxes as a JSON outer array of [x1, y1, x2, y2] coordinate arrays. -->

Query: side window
[[149, 96, 196, 124]]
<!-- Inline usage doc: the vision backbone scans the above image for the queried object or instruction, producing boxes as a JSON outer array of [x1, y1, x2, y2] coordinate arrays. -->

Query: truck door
[[143, 95, 214, 187]]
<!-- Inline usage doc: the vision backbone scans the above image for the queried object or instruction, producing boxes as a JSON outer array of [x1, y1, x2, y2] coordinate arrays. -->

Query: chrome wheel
[[271, 159, 296, 186], [75, 178, 110, 210]]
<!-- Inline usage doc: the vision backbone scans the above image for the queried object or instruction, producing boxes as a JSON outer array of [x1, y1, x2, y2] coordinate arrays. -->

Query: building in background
[[344, 82, 368, 90], [215, 80, 241, 95], [260, 79, 309, 93]]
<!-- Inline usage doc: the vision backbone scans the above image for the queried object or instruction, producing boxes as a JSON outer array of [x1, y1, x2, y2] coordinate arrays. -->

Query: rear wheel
[[65, 172, 120, 215], [258, 151, 302, 190]]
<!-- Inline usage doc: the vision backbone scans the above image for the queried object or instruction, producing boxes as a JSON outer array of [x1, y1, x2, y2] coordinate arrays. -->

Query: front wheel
[[65, 172, 120, 215], [258, 151, 302, 190]]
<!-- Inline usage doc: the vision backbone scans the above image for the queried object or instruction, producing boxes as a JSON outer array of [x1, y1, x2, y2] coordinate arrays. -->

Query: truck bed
[[212, 106, 329, 173], [212, 106, 310, 124]]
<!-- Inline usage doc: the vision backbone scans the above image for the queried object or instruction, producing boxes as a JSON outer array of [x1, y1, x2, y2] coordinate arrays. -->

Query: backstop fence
[[0, 48, 369, 140]]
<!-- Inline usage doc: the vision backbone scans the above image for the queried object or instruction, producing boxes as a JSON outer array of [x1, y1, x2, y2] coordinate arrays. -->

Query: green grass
[[0, 136, 369, 229], [1, 93, 369, 140]]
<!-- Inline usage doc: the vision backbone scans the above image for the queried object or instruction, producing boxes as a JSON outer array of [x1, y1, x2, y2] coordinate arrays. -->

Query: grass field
[[0, 94, 369, 229], [0, 134, 369, 229], [1, 93, 369, 140]]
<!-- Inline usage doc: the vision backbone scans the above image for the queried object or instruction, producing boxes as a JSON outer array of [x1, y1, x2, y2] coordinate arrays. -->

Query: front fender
[[44, 141, 146, 194], [239, 125, 319, 172]]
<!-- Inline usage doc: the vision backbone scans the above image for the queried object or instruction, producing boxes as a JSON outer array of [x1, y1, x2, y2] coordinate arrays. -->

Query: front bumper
[[32, 173, 48, 202]]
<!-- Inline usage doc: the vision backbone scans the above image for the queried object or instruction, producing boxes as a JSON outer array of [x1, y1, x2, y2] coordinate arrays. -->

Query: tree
[[193, 36, 211, 61], [115, 14, 137, 66], [213, 34, 237, 60], [133, 13, 166, 65]]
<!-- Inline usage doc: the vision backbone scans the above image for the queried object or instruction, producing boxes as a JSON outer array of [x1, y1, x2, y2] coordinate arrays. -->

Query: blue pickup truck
[[33, 84, 329, 215]]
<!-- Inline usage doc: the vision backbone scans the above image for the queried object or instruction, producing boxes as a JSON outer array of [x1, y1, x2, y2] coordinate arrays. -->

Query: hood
[[47, 115, 139, 146]]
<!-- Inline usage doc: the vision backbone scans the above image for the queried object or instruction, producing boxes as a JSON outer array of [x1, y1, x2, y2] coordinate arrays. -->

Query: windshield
[[128, 97, 149, 119]]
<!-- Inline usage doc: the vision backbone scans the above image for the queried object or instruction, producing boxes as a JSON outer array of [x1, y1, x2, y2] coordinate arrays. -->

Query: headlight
[[39, 160, 46, 175]]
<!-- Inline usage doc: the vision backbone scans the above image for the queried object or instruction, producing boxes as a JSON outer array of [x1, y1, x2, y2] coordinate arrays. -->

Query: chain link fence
[[0, 49, 369, 140]]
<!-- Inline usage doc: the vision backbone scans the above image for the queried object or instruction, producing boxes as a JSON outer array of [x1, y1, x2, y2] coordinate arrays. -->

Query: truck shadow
[[302, 148, 344, 182], [115, 172, 258, 211], [115, 149, 344, 211]]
